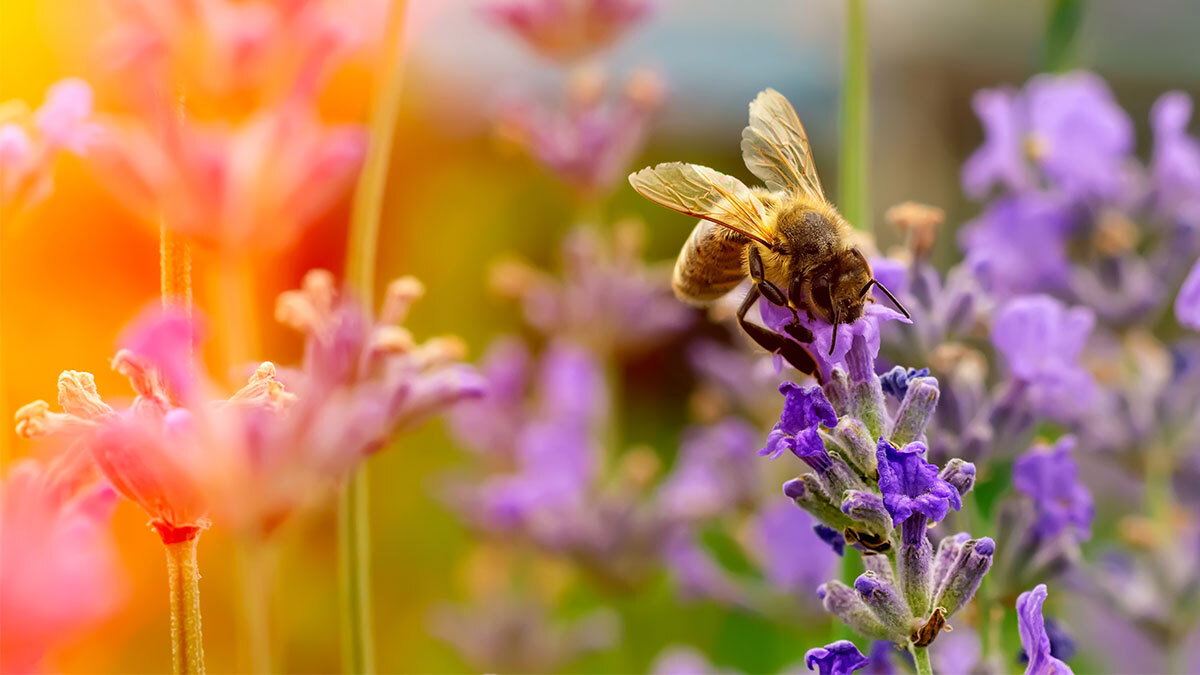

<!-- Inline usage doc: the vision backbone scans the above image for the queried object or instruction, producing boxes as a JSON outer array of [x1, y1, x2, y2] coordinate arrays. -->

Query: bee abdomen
[[672, 220, 749, 304]]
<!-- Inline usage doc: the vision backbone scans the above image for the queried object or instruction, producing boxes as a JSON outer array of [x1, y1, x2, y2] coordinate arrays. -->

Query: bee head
[[809, 250, 909, 355]]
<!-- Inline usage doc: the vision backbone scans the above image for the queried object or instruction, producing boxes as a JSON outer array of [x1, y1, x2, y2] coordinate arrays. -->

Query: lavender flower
[[880, 367, 930, 402], [1012, 437, 1093, 539], [658, 419, 759, 520], [492, 224, 692, 355], [804, 640, 870, 675], [496, 69, 663, 196], [876, 440, 963, 530], [963, 71, 1133, 201], [1017, 584, 1075, 675], [759, 382, 837, 462], [1177, 257, 1200, 330], [991, 295, 1097, 423], [959, 196, 1074, 299], [749, 501, 838, 593], [1150, 92, 1200, 215], [760, 300, 911, 383]]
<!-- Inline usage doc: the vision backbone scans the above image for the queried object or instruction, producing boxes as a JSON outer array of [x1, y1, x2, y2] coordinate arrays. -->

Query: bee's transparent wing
[[741, 88, 826, 201], [628, 162, 775, 246]]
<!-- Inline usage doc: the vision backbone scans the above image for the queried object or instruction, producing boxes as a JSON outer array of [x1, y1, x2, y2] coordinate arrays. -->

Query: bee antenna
[[828, 306, 839, 355], [864, 279, 911, 319]]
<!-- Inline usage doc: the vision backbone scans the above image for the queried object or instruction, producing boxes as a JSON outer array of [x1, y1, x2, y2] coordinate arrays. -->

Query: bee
[[628, 88, 907, 381]]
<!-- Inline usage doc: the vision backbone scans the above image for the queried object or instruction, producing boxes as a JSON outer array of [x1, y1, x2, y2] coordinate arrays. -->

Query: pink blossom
[[0, 460, 124, 672], [0, 78, 99, 213], [90, 104, 366, 250], [483, 0, 653, 62]]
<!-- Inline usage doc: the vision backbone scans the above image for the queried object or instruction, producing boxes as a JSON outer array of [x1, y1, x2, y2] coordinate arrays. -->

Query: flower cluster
[[753, 311, 991, 662], [15, 270, 483, 541], [1, 79, 100, 216]]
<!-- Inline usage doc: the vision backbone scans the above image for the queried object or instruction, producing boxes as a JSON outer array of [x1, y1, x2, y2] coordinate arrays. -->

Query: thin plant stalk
[[909, 643, 933, 675], [165, 536, 206, 675], [1044, 0, 1087, 72], [838, 0, 870, 232], [158, 95, 205, 675], [338, 2, 409, 672]]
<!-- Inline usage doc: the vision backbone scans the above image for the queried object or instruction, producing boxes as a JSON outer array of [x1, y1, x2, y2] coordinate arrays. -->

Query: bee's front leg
[[736, 285, 821, 382]]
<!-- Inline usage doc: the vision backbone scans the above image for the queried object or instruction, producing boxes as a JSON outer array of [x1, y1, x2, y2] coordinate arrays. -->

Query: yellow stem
[[165, 536, 206, 675]]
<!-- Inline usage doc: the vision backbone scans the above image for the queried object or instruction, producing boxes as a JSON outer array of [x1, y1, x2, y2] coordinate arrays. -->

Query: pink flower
[[102, 0, 384, 107], [496, 68, 663, 197], [0, 460, 124, 672], [483, 0, 653, 62], [90, 104, 366, 250], [1, 78, 99, 214]]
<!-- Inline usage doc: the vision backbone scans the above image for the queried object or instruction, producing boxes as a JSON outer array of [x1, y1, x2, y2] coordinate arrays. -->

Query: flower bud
[[889, 376, 939, 447], [933, 537, 995, 617], [782, 475, 855, 532], [862, 551, 895, 586], [822, 368, 853, 418], [939, 458, 977, 496], [851, 377, 889, 440], [841, 491, 893, 539], [931, 532, 972, 590], [854, 572, 914, 639], [827, 417, 878, 480], [818, 581, 894, 641], [898, 527, 934, 617]]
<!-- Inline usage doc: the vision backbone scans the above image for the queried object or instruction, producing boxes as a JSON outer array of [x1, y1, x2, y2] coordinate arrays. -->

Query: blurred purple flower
[[494, 224, 692, 355], [930, 628, 981, 675], [1177, 257, 1200, 330], [482, 0, 653, 62], [658, 419, 758, 521], [804, 640, 870, 675], [662, 531, 747, 606], [749, 500, 838, 593], [814, 523, 846, 557], [759, 382, 836, 462], [1012, 436, 1093, 540], [497, 69, 662, 196], [963, 71, 1134, 202], [876, 439, 962, 528], [1150, 92, 1200, 212], [959, 196, 1074, 299], [991, 295, 1097, 422], [650, 646, 732, 675], [447, 338, 533, 457], [1017, 584, 1076, 675]]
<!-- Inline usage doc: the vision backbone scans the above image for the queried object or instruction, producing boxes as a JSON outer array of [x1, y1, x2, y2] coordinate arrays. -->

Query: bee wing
[[628, 162, 775, 246], [740, 88, 827, 201]]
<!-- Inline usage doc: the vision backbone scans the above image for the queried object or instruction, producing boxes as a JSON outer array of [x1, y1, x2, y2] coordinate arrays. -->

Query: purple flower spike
[[814, 523, 846, 557], [759, 382, 836, 464], [804, 640, 870, 675], [1150, 92, 1200, 206], [1013, 436, 1093, 540], [963, 87, 1033, 198], [1017, 584, 1076, 675], [991, 295, 1097, 421], [876, 440, 962, 527], [1176, 257, 1200, 330]]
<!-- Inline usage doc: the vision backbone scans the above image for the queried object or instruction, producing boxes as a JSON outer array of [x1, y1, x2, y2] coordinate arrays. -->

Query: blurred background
[[2, 0, 1199, 672]]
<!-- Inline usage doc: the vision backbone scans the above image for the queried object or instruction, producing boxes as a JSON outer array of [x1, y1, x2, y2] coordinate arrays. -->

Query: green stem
[[838, 0, 870, 232], [1044, 0, 1087, 72], [339, 471, 375, 674], [165, 537, 206, 675], [909, 642, 933, 675], [338, 3, 408, 673]]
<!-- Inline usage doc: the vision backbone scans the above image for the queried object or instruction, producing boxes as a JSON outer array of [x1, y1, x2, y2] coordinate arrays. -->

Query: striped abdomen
[[672, 220, 748, 304]]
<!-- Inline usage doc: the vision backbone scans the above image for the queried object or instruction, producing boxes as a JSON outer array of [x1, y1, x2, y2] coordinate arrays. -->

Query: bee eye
[[812, 277, 833, 313]]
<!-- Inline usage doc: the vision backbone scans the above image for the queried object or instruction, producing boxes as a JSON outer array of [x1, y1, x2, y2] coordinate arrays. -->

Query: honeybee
[[629, 89, 907, 380]]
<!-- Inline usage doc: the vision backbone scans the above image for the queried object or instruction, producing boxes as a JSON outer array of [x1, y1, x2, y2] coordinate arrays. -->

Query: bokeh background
[[3, 0, 1200, 672]]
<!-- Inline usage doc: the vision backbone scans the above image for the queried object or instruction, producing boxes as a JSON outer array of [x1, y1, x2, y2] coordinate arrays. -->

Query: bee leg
[[736, 285, 822, 382]]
